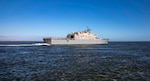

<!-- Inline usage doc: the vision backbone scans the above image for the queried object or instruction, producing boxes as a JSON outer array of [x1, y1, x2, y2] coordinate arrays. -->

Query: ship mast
[[87, 26, 91, 33]]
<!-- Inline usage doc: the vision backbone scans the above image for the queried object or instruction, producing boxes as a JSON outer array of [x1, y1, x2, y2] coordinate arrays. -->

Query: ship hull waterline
[[43, 38, 108, 45]]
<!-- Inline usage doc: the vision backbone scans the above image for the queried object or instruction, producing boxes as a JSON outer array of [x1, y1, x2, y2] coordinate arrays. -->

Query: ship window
[[71, 35, 74, 38]]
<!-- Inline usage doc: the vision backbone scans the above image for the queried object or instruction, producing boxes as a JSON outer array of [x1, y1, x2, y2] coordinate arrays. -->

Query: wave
[[75, 48, 112, 50], [0, 43, 50, 46]]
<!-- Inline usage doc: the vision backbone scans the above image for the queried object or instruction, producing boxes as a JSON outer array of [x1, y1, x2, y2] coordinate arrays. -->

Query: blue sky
[[0, 0, 150, 41]]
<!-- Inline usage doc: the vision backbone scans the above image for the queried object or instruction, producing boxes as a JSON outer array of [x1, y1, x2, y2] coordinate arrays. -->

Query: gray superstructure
[[43, 28, 108, 45]]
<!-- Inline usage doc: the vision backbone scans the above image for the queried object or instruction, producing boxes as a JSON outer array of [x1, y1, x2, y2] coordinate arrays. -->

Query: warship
[[43, 28, 108, 45]]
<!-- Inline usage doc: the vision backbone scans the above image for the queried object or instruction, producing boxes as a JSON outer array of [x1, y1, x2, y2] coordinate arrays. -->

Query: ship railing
[[102, 38, 109, 40], [52, 38, 66, 40]]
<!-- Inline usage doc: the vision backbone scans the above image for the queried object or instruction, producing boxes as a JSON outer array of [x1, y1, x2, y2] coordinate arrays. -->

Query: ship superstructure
[[66, 28, 100, 40]]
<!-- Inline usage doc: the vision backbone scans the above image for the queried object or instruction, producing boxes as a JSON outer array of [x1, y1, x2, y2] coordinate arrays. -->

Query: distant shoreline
[[0, 40, 43, 42]]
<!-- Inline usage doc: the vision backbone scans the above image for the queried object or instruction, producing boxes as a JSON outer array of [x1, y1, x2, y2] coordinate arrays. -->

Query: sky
[[0, 0, 150, 41]]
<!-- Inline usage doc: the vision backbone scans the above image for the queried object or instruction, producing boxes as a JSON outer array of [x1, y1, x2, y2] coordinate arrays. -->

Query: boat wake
[[0, 43, 50, 46]]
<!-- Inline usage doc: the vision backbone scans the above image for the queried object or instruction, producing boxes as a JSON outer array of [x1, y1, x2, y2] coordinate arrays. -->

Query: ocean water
[[0, 41, 150, 81]]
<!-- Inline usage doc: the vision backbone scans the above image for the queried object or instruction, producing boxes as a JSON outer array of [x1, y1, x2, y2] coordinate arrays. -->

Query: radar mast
[[87, 26, 91, 33]]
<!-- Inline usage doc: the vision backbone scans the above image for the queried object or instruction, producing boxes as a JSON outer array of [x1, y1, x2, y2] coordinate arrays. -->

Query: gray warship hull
[[43, 38, 108, 45]]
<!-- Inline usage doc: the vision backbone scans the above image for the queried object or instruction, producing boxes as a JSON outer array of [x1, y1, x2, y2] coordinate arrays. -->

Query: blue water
[[0, 41, 150, 81]]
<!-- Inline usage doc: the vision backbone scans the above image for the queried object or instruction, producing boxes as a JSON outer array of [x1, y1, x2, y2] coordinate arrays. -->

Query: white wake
[[0, 43, 50, 46]]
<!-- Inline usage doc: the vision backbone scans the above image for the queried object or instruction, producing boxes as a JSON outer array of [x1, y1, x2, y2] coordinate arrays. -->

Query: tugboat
[[43, 28, 108, 45]]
